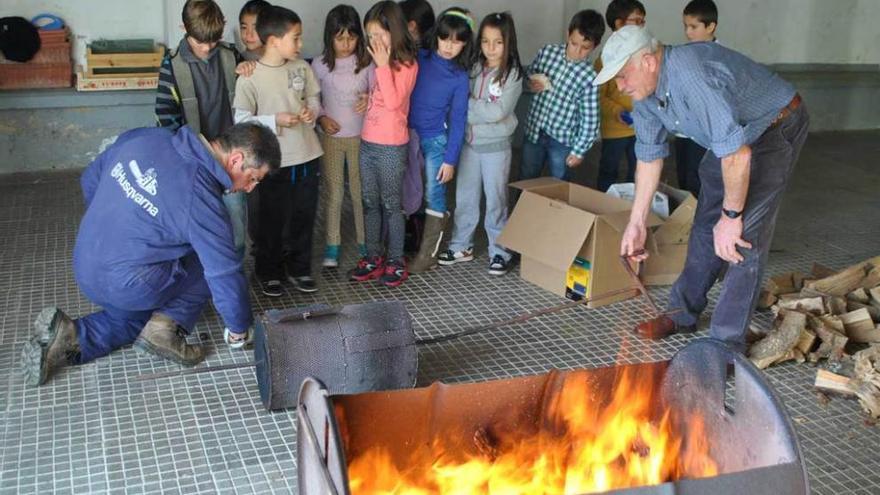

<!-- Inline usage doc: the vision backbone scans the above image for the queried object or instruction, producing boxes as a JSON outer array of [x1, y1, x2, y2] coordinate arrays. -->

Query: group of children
[[155, 0, 720, 294]]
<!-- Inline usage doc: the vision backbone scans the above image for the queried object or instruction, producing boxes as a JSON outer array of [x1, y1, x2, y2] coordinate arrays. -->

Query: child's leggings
[[319, 135, 365, 247]]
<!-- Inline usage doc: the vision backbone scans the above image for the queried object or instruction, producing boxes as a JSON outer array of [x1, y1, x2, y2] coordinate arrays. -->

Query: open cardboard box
[[498, 178, 696, 307], [642, 183, 698, 285]]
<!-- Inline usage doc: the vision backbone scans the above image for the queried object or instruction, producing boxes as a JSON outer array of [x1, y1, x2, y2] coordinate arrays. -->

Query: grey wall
[[3, 1, 880, 67], [1, 0, 879, 174]]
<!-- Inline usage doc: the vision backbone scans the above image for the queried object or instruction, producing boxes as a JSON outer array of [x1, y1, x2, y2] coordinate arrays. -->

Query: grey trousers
[[669, 104, 810, 345], [448, 145, 512, 260]]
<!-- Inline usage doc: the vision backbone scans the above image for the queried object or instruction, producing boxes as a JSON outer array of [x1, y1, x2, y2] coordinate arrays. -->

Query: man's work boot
[[409, 210, 449, 273], [21, 307, 80, 387], [634, 315, 697, 340], [134, 313, 204, 366]]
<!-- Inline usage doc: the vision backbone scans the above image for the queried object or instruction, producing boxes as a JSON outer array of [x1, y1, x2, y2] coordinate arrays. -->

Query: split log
[[774, 348, 805, 366], [749, 311, 807, 369], [848, 288, 871, 304], [811, 263, 838, 279], [814, 369, 880, 419], [846, 300, 880, 322], [805, 256, 880, 297], [854, 345, 880, 375], [766, 273, 798, 296], [776, 295, 825, 314], [852, 346, 880, 418], [824, 296, 849, 316], [819, 315, 846, 334], [756, 289, 778, 310], [841, 308, 880, 343], [868, 286, 880, 305], [814, 369, 857, 396], [746, 323, 769, 344], [796, 328, 817, 354], [808, 315, 849, 363]]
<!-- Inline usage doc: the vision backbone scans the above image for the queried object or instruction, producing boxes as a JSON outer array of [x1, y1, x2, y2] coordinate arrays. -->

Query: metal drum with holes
[[253, 301, 417, 411], [297, 339, 809, 495]]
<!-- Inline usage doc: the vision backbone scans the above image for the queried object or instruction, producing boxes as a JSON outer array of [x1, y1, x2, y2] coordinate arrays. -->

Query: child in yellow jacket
[[595, 0, 645, 191]]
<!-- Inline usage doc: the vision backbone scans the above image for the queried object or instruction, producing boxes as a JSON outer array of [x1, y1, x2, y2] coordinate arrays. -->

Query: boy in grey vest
[[155, 0, 248, 259]]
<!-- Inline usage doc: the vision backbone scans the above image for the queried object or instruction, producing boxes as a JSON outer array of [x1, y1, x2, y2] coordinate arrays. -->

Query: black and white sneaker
[[261, 280, 284, 297], [488, 255, 510, 276], [438, 247, 474, 266], [289, 275, 318, 293]]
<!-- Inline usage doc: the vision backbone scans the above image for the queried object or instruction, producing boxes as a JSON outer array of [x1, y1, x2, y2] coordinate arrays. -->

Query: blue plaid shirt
[[525, 43, 600, 158], [633, 42, 796, 161]]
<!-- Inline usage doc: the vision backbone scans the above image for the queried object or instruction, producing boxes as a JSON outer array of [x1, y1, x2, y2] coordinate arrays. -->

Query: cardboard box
[[498, 178, 655, 307], [498, 178, 696, 307], [641, 183, 697, 285]]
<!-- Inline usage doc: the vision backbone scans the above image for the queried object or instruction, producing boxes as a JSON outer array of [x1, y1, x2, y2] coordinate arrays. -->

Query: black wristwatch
[[722, 207, 743, 219]]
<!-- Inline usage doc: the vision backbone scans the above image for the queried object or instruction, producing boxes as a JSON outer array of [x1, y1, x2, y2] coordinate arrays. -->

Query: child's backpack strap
[[218, 43, 238, 109], [170, 50, 202, 135]]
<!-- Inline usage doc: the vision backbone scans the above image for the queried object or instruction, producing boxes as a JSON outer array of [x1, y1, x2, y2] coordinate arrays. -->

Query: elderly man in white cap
[[595, 26, 809, 352]]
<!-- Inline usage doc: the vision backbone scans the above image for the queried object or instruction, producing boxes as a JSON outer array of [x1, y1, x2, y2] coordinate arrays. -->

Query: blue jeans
[[418, 133, 449, 212], [520, 132, 572, 181], [223, 191, 247, 260], [668, 104, 809, 346], [597, 136, 636, 191]]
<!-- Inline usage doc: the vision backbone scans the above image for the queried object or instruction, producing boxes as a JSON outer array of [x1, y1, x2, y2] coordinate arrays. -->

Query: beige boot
[[409, 210, 449, 273], [21, 307, 80, 387], [133, 313, 204, 366]]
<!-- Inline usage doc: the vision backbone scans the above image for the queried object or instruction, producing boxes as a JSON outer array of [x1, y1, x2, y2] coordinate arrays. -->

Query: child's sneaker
[[488, 255, 510, 276], [322, 245, 340, 268], [438, 247, 474, 266], [289, 275, 318, 293], [261, 280, 283, 297], [380, 258, 408, 287], [349, 256, 385, 282], [224, 327, 253, 350]]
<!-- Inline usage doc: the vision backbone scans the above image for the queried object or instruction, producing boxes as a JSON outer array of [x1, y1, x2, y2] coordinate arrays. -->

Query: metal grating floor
[[1, 130, 879, 494]]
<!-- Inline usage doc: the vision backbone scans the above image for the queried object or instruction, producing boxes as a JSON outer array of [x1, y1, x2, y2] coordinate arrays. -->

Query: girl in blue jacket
[[407, 7, 474, 273]]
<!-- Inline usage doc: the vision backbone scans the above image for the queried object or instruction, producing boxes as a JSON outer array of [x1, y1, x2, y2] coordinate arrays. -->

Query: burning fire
[[346, 368, 717, 494]]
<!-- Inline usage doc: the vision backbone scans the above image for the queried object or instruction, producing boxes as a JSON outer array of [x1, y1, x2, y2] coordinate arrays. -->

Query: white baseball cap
[[594, 25, 656, 86]]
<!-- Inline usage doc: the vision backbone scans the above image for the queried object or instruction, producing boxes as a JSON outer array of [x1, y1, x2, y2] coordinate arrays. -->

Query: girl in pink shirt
[[349, 0, 418, 287], [312, 5, 373, 268]]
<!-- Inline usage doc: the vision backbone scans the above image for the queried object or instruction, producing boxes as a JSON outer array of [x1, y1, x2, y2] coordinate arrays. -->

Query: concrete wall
[[1, 0, 879, 173], [566, 0, 880, 65], [3, 1, 879, 67]]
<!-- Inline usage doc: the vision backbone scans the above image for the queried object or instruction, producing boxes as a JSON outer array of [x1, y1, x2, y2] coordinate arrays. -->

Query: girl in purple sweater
[[311, 5, 373, 267], [407, 7, 474, 273]]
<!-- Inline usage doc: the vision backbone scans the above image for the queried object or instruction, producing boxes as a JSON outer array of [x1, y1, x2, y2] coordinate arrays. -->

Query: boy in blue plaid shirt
[[521, 10, 605, 182]]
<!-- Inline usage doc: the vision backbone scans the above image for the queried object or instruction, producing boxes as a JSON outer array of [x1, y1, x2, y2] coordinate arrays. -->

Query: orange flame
[[347, 368, 717, 494]]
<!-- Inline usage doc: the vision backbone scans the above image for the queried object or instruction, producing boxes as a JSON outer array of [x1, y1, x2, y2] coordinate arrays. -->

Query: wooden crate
[[0, 29, 72, 89], [0, 63, 71, 89], [86, 44, 164, 78], [75, 66, 158, 91]]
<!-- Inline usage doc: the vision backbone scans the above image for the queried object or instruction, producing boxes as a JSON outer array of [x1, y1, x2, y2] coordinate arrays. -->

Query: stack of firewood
[[747, 255, 880, 418]]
